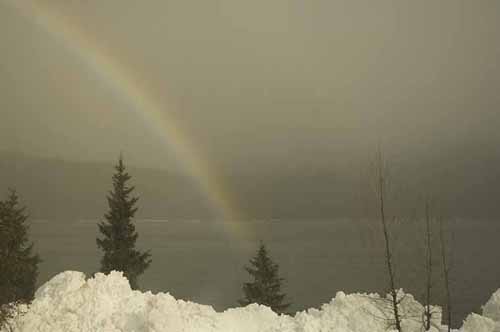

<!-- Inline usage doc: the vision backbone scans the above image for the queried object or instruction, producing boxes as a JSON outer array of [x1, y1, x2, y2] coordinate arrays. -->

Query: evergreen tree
[[0, 189, 40, 305], [96, 156, 151, 289], [239, 242, 290, 314]]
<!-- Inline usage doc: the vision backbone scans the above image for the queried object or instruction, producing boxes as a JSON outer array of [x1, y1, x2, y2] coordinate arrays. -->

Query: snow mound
[[2, 271, 497, 332], [483, 289, 500, 322], [460, 289, 500, 332]]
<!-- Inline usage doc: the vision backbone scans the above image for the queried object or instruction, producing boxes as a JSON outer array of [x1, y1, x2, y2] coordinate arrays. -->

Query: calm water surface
[[30, 218, 500, 328]]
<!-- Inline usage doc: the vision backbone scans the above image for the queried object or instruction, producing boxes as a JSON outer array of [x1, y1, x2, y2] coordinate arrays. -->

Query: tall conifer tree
[[97, 156, 151, 289], [239, 242, 290, 314], [0, 189, 40, 307]]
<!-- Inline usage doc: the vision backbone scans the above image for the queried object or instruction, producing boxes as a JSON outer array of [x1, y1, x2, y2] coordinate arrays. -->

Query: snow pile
[[2, 271, 496, 332], [461, 289, 500, 332]]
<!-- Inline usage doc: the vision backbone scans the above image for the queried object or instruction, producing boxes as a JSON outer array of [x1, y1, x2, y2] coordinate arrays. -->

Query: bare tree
[[439, 217, 452, 332], [375, 148, 403, 332], [423, 199, 433, 330]]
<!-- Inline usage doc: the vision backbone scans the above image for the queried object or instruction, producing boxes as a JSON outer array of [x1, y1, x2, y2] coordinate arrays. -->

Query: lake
[[30, 218, 500, 328]]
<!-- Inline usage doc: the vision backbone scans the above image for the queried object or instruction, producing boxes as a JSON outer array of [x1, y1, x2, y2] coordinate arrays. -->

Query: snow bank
[[2, 271, 497, 332], [460, 289, 500, 332]]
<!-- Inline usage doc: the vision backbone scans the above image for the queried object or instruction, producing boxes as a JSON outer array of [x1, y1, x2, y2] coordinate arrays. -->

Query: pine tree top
[[105, 156, 138, 223], [239, 242, 290, 314], [96, 155, 151, 290], [0, 189, 31, 250]]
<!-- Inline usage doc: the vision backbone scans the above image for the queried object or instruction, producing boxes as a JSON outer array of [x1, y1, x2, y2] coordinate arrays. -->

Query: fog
[[2, 0, 500, 219], [3, 3, 500, 329], [2, 0, 499, 171]]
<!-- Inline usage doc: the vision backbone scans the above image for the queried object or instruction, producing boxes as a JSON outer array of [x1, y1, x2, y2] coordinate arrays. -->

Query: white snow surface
[[3, 271, 499, 332], [460, 288, 500, 332]]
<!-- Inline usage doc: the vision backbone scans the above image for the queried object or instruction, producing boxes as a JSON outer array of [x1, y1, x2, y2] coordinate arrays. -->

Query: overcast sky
[[1, 0, 499, 172]]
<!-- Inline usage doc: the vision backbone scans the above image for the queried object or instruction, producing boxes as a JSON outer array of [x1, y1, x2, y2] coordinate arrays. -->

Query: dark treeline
[[1, 151, 500, 220]]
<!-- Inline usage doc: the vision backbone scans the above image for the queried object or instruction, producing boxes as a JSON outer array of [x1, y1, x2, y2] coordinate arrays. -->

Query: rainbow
[[4, 0, 253, 240]]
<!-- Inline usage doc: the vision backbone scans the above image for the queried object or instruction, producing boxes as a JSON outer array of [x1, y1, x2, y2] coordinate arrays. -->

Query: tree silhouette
[[97, 156, 151, 289], [0, 189, 40, 328], [239, 242, 290, 314]]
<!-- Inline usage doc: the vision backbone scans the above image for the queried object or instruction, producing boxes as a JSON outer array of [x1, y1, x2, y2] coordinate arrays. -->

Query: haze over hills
[[0, 149, 499, 221]]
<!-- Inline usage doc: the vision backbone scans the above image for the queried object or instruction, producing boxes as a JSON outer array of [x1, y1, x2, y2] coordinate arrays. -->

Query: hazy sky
[[1, 0, 500, 172]]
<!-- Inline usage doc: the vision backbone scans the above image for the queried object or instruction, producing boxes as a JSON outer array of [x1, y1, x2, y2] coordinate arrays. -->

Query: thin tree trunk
[[439, 218, 452, 332], [377, 149, 402, 332], [424, 200, 432, 330]]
